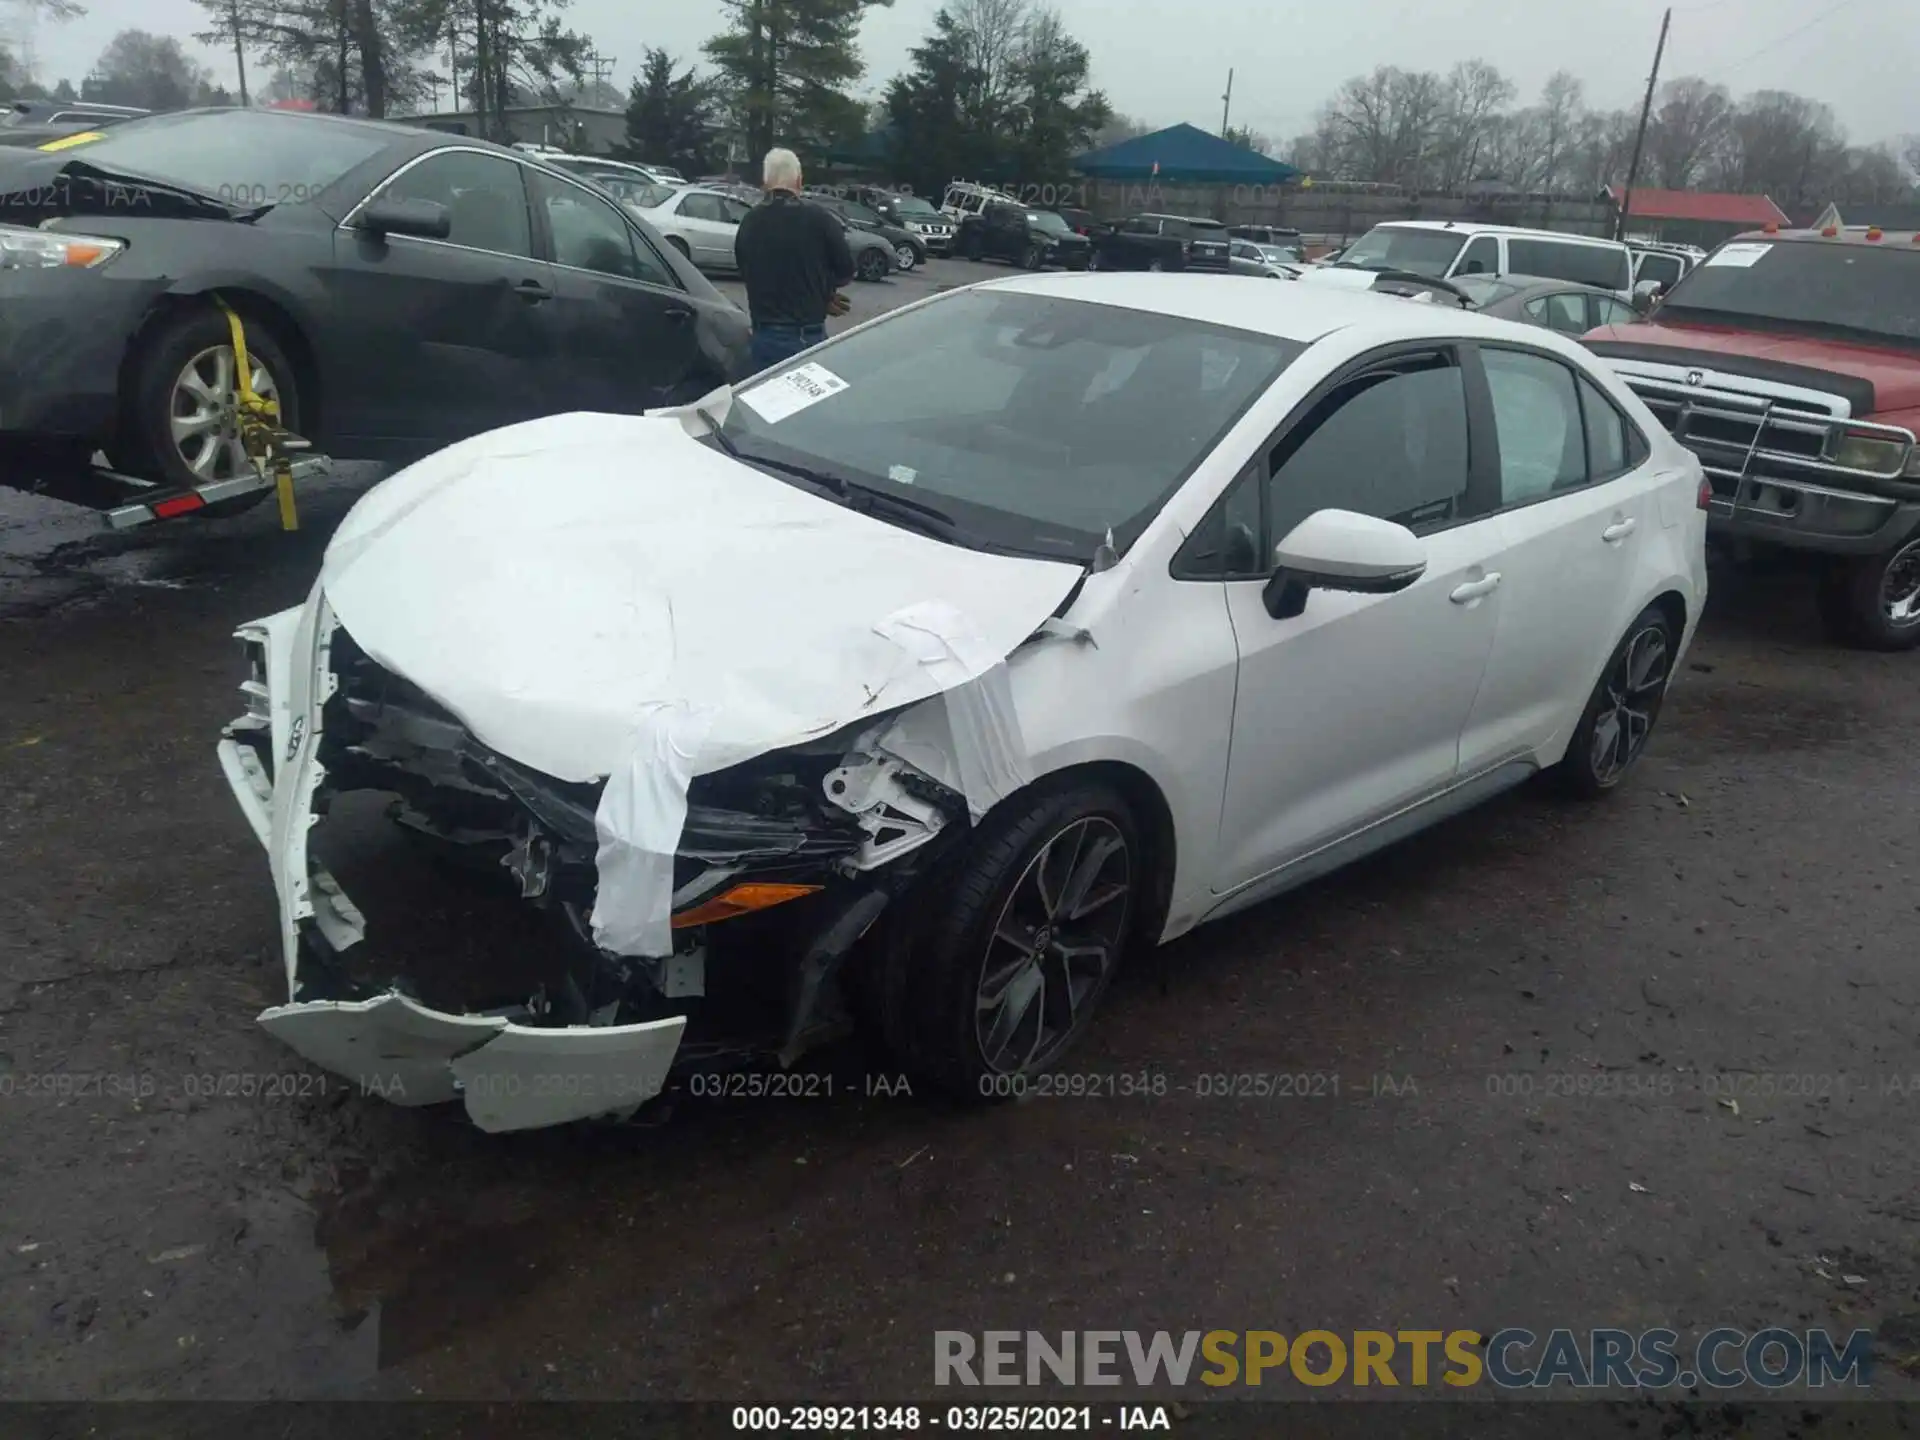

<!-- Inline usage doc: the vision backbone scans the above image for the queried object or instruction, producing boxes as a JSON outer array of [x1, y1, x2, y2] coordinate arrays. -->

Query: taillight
[[1696, 476, 1713, 511]]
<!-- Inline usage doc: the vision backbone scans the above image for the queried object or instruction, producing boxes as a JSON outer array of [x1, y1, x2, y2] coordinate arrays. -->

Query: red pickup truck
[[1586, 226, 1920, 648]]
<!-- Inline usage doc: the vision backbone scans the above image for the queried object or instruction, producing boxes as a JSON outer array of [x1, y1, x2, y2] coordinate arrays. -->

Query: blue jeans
[[750, 322, 826, 372]]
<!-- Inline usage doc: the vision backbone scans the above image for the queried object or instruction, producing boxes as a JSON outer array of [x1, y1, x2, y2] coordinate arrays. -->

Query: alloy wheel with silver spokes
[[1878, 538, 1920, 626], [1588, 622, 1671, 788], [974, 814, 1133, 1076], [893, 241, 918, 270], [170, 344, 279, 481]]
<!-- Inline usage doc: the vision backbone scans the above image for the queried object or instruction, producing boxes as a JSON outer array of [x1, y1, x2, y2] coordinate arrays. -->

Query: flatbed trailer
[[5, 451, 331, 530]]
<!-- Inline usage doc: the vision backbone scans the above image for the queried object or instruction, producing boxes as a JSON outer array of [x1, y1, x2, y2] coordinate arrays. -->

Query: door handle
[[514, 278, 553, 302], [1602, 518, 1637, 542], [662, 304, 693, 324], [1450, 573, 1501, 604]]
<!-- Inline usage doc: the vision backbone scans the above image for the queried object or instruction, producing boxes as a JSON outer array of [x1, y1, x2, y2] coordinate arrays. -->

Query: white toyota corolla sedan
[[217, 274, 1708, 1132]]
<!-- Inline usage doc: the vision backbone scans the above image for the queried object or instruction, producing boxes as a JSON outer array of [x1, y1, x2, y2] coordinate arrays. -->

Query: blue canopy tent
[[1072, 123, 1299, 185]]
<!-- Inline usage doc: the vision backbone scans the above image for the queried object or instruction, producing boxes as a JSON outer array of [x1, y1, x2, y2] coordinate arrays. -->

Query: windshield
[[630, 182, 678, 209], [1258, 245, 1300, 261], [1030, 211, 1070, 235], [1452, 276, 1525, 305], [716, 290, 1303, 561], [1338, 227, 1467, 277], [34, 110, 388, 207], [891, 195, 939, 218], [1657, 240, 1920, 349]]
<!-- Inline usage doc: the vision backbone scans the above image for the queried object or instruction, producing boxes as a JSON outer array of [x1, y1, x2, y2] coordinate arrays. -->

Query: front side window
[[717, 290, 1303, 562], [528, 170, 674, 286], [1635, 252, 1684, 289], [1265, 354, 1472, 539], [1482, 348, 1587, 504], [1507, 239, 1632, 291], [679, 192, 728, 222], [1338, 226, 1467, 278], [1458, 235, 1499, 275], [374, 150, 532, 258]]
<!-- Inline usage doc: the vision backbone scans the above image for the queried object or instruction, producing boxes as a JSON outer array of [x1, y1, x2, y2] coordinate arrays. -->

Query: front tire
[[881, 783, 1141, 1099], [1818, 541, 1920, 650], [119, 307, 301, 497], [1557, 605, 1675, 798], [855, 248, 889, 282], [893, 241, 919, 271]]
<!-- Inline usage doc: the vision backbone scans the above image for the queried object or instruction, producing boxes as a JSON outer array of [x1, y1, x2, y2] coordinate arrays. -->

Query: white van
[[941, 181, 1020, 223], [1299, 221, 1637, 297]]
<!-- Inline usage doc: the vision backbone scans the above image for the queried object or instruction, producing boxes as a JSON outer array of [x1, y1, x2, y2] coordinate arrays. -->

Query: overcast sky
[[19, 0, 1917, 147]]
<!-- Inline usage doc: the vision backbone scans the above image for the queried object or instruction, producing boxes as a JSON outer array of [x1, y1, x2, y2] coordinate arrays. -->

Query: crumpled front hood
[[319, 412, 1084, 784]]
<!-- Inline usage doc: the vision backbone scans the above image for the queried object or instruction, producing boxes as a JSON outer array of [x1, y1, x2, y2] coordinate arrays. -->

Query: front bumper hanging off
[[215, 597, 962, 1132]]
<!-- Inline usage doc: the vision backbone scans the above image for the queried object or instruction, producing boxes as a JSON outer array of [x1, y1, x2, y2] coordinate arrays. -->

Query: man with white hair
[[733, 147, 855, 370]]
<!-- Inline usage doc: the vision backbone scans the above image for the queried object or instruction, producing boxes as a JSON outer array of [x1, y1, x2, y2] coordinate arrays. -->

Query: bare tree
[[1645, 76, 1733, 189], [948, 0, 1029, 132], [1710, 90, 1846, 214], [1431, 59, 1514, 191], [1319, 66, 1441, 187]]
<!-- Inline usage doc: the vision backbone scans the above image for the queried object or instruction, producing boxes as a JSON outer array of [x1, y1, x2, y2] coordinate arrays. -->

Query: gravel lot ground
[[1, 254, 1916, 1410]]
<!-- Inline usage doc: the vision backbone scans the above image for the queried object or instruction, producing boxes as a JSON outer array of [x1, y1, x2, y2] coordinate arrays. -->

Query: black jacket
[[734, 190, 855, 327]]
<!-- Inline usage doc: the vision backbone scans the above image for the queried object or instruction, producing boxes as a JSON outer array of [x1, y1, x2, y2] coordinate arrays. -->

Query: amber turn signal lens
[[671, 882, 822, 928]]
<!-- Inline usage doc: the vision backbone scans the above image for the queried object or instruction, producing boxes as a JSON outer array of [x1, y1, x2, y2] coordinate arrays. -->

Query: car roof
[[975, 271, 1592, 348], [1729, 226, 1920, 248], [1375, 220, 1628, 249]]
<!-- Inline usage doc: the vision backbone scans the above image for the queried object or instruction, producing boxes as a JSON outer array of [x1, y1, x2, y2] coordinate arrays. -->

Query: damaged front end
[[216, 600, 968, 1132]]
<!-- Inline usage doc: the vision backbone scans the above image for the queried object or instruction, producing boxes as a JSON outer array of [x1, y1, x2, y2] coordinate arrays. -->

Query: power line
[[1718, 0, 1863, 75]]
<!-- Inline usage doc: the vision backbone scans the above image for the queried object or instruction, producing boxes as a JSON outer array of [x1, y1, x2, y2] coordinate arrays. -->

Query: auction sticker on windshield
[[1704, 243, 1772, 268], [737, 362, 849, 423]]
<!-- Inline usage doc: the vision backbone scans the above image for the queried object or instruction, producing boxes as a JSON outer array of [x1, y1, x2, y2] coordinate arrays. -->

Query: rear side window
[[1507, 239, 1631, 291], [1578, 375, 1632, 480], [1482, 348, 1586, 504]]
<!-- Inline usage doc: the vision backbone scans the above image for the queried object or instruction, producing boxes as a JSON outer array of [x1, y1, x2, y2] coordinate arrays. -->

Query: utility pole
[[1220, 68, 1234, 137], [584, 50, 615, 102], [228, 0, 249, 107], [1616, 6, 1670, 241]]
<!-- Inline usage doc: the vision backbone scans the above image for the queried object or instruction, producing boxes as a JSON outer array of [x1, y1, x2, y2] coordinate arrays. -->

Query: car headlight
[[1832, 432, 1915, 476], [0, 225, 123, 269]]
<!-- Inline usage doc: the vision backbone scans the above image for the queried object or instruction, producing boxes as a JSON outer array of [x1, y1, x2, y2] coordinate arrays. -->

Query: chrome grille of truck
[[1616, 373, 1917, 507]]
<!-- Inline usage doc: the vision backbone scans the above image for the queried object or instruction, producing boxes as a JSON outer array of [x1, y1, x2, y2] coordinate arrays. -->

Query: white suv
[[1303, 221, 1637, 298]]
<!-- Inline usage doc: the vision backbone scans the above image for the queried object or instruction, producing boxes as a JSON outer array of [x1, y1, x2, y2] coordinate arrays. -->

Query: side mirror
[[1261, 509, 1428, 620], [355, 197, 451, 240], [1632, 278, 1664, 312]]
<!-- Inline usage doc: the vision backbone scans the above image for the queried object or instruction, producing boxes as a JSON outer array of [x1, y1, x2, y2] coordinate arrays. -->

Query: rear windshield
[[33, 109, 388, 206], [1338, 226, 1467, 278], [1452, 276, 1526, 305], [1658, 239, 1920, 349], [1183, 220, 1228, 236], [1507, 238, 1631, 290]]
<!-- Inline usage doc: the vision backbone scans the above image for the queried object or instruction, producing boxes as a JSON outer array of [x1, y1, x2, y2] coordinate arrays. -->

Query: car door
[[1209, 344, 1506, 895], [982, 203, 1020, 261], [673, 190, 736, 267], [328, 146, 563, 448], [1457, 344, 1661, 772], [1455, 234, 1500, 277], [525, 168, 705, 414]]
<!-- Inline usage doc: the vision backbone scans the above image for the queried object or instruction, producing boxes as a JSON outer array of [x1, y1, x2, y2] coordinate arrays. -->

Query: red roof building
[[1607, 186, 1790, 246]]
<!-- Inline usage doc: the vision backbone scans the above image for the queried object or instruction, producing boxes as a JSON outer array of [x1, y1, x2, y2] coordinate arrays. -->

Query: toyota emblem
[[1685, 369, 1704, 386]]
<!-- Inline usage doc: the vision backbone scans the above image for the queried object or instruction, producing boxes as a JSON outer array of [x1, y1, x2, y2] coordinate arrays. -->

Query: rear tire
[[1817, 542, 1920, 650], [856, 248, 889, 282], [878, 782, 1141, 1100], [1556, 605, 1676, 799]]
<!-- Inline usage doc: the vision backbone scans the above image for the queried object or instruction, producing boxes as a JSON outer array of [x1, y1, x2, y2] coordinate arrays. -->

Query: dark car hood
[[1588, 319, 1920, 417]]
